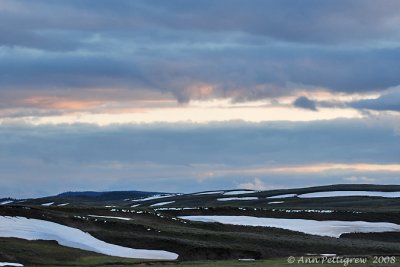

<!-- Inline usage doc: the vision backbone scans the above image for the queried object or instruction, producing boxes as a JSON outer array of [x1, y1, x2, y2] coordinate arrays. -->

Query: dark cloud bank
[[0, 120, 399, 197], [1, 0, 400, 102], [1, 1, 400, 197]]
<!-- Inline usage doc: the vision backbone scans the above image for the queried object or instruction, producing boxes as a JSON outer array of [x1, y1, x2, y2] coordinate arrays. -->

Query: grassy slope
[[2, 184, 400, 264], [1, 238, 398, 266], [0, 237, 147, 266], [2, 204, 400, 261]]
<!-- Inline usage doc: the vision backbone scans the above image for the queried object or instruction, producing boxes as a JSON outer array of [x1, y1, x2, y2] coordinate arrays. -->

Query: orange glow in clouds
[[268, 163, 400, 173], [23, 96, 105, 110]]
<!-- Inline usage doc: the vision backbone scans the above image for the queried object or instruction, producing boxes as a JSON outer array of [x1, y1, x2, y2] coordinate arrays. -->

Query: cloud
[[22, 96, 105, 110], [0, 1, 399, 103], [238, 178, 268, 190], [293, 96, 317, 111], [268, 163, 400, 173], [0, 118, 399, 197], [2, 43, 400, 103], [351, 87, 400, 111], [343, 176, 377, 183], [1, 119, 399, 166], [1, 0, 400, 198], [2, 0, 400, 46]]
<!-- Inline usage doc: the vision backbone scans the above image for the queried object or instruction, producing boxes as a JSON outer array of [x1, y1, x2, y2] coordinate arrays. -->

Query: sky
[[1, 0, 400, 198]]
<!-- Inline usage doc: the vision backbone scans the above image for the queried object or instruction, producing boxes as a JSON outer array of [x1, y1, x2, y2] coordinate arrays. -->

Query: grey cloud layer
[[2, 41, 400, 101], [1, 120, 399, 166], [3, 0, 400, 45], [351, 88, 400, 111], [1, 0, 400, 102], [293, 96, 317, 111], [1, 1, 400, 198], [304, 87, 400, 112], [0, 119, 399, 197]]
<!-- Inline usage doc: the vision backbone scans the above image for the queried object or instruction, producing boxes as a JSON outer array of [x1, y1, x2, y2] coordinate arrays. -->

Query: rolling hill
[[1, 184, 400, 266]]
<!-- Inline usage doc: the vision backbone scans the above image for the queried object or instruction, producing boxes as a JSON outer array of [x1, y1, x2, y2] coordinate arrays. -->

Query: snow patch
[[88, 215, 132, 221], [267, 194, 297, 199], [179, 215, 400, 238], [223, 190, 255, 196], [150, 201, 175, 207], [0, 201, 13, 205], [268, 201, 284, 204], [0, 216, 178, 260], [155, 207, 200, 211], [193, 191, 223, 195], [272, 209, 334, 213], [298, 191, 400, 198], [217, 197, 258, 201], [57, 203, 69, 207], [0, 263, 23, 267], [41, 202, 54, 206], [133, 195, 174, 202]]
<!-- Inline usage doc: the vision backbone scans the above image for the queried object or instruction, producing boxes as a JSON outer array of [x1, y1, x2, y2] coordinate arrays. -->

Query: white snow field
[[0, 216, 178, 260], [150, 201, 175, 207], [0, 263, 23, 267], [223, 190, 255, 195], [0, 201, 13, 205], [41, 202, 54, 206], [132, 195, 174, 202], [298, 191, 400, 198], [179, 215, 400, 238], [193, 191, 224, 195], [268, 191, 400, 199], [217, 197, 258, 201], [267, 194, 297, 199], [88, 215, 132, 221]]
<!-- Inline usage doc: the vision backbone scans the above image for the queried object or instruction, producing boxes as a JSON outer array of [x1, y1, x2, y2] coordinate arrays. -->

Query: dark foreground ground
[[1, 184, 400, 266], [1, 238, 398, 267]]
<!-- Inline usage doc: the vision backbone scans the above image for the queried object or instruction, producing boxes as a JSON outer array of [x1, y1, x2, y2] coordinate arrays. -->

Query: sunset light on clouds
[[0, 0, 399, 197]]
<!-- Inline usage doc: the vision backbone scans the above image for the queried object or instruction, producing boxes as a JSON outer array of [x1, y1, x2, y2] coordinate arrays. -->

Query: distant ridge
[[57, 191, 109, 197], [56, 190, 171, 201], [10, 184, 400, 207]]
